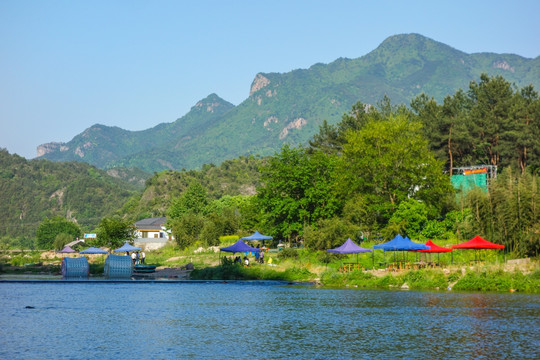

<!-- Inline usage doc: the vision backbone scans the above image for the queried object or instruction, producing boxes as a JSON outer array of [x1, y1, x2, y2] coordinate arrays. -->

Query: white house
[[133, 217, 172, 250]]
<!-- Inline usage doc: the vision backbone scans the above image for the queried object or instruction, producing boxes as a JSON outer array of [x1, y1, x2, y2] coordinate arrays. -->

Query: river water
[[0, 281, 538, 359]]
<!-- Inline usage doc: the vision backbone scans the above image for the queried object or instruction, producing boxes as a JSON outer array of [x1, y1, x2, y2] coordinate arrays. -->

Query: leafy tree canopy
[[36, 216, 81, 250], [94, 217, 136, 250], [168, 182, 209, 219], [257, 145, 340, 241], [339, 113, 453, 225]]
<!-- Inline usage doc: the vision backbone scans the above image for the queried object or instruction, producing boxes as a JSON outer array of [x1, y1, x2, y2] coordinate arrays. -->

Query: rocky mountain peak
[[250, 73, 270, 96]]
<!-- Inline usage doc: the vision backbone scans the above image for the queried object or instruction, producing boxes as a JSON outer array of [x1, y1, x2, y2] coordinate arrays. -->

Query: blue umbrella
[[373, 234, 429, 269], [241, 231, 273, 241], [80, 246, 108, 254], [220, 240, 260, 254], [114, 242, 141, 253], [373, 234, 429, 251]]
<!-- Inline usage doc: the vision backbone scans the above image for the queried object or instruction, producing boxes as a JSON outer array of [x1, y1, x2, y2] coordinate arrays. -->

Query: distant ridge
[[37, 33, 540, 172]]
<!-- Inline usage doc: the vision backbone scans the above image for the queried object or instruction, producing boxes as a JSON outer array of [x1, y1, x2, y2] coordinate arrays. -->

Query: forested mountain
[[0, 149, 139, 240], [37, 34, 540, 172], [119, 155, 264, 221]]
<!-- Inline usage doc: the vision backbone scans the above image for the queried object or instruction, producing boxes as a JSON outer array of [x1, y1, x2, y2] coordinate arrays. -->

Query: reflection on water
[[0, 283, 538, 359]]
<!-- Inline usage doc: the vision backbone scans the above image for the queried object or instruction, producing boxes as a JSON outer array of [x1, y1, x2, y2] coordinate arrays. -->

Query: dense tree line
[[162, 75, 539, 257], [411, 74, 540, 174]]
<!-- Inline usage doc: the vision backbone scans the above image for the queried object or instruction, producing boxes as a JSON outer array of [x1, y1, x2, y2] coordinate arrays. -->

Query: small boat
[[134, 264, 156, 273]]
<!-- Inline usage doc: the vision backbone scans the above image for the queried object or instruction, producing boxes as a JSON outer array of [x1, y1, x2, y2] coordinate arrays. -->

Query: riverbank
[[188, 257, 540, 293], [1, 263, 538, 293], [319, 265, 540, 293], [2, 247, 539, 293]]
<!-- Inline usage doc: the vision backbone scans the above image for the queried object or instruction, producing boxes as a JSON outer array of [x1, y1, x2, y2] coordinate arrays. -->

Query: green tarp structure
[[451, 172, 487, 192]]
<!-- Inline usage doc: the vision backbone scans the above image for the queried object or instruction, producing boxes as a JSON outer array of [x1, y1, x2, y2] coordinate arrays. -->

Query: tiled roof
[[134, 216, 167, 230]]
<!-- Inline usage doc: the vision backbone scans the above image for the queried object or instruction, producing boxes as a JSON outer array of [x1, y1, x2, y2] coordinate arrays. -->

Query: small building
[[133, 217, 173, 250]]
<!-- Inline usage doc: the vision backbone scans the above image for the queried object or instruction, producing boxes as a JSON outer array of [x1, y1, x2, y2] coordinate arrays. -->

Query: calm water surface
[[0, 281, 539, 359]]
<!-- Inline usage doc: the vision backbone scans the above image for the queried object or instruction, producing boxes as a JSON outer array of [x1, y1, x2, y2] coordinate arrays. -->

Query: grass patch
[[190, 257, 316, 282], [453, 268, 540, 293]]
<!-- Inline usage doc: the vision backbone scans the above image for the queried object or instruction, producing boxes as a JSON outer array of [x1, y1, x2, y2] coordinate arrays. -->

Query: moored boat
[[134, 264, 156, 273]]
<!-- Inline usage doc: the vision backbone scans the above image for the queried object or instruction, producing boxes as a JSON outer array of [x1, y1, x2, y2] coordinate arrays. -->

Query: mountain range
[[37, 33, 540, 172]]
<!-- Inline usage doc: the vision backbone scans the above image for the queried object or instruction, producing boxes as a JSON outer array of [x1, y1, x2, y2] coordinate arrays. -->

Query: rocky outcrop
[[250, 73, 270, 96], [493, 60, 515, 73], [36, 142, 68, 157], [279, 118, 307, 139], [264, 116, 279, 128], [195, 100, 223, 113]]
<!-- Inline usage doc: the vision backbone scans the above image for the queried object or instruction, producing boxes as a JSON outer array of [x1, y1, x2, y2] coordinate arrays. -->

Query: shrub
[[277, 248, 299, 260]]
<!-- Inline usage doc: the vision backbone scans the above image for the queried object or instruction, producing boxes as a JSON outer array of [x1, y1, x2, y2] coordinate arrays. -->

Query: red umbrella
[[417, 240, 452, 266], [419, 240, 452, 253], [451, 235, 504, 249], [452, 235, 504, 263]]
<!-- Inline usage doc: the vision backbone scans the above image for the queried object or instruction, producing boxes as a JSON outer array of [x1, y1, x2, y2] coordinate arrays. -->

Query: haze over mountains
[[37, 34, 540, 172]]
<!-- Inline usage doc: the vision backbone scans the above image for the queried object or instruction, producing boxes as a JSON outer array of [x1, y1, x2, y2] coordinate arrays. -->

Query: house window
[[154, 234, 158, 238], [142, 231, 148, 238]]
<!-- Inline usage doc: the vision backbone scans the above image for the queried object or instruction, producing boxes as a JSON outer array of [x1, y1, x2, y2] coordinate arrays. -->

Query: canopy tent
[[373, 234, 430, 251], [80, 246, 108, 254], [452, 235, 505, 249], [113, 242, 141, 253], [418, 240, 452, 253], [327, 238, 372, 254], [220, 240, 260, 254], [57, 245, 76, 253], [417, 240, 452, 265], [327, 238, 373, 271], [241, 231, 273, 242], [373, 234, 430, 269], [452, 235, 504, 263]]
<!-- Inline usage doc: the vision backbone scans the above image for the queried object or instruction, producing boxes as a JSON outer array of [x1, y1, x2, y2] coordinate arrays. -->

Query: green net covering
[[451, 173, 487, 192]]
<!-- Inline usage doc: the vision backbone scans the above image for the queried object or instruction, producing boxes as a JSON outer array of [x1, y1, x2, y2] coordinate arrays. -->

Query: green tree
[[411, 90, 472, 172], [385, 198, 428, 239], [464, 167, 540, 256], [53, 233, 73, 251], [421, 209, 473, 241], [468, 74, 515, 167], [170, 213, 205, 250], [168, 182, 209, 219], [95, 217, 136, 249], [339, 114, 452, 228], [257, 145, 340, 242], [510, 85, 540, 173], [303, 217, 360, 250], [36, 216, 81, 250]]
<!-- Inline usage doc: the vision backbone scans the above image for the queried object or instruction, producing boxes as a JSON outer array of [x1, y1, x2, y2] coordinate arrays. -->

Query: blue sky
[[1, 0, 539, 159]]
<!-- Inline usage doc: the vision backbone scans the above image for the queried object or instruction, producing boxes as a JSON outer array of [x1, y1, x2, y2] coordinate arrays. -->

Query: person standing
[[141, 251, 146, 264], [131, 252, 136, 264], [260, 250, 264, 264]]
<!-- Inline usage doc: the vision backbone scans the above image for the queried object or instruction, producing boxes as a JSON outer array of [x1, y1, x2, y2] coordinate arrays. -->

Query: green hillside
[[120, 155, 264, 220], [37, 34, 540, 172], [0, 149, 139, 240]]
